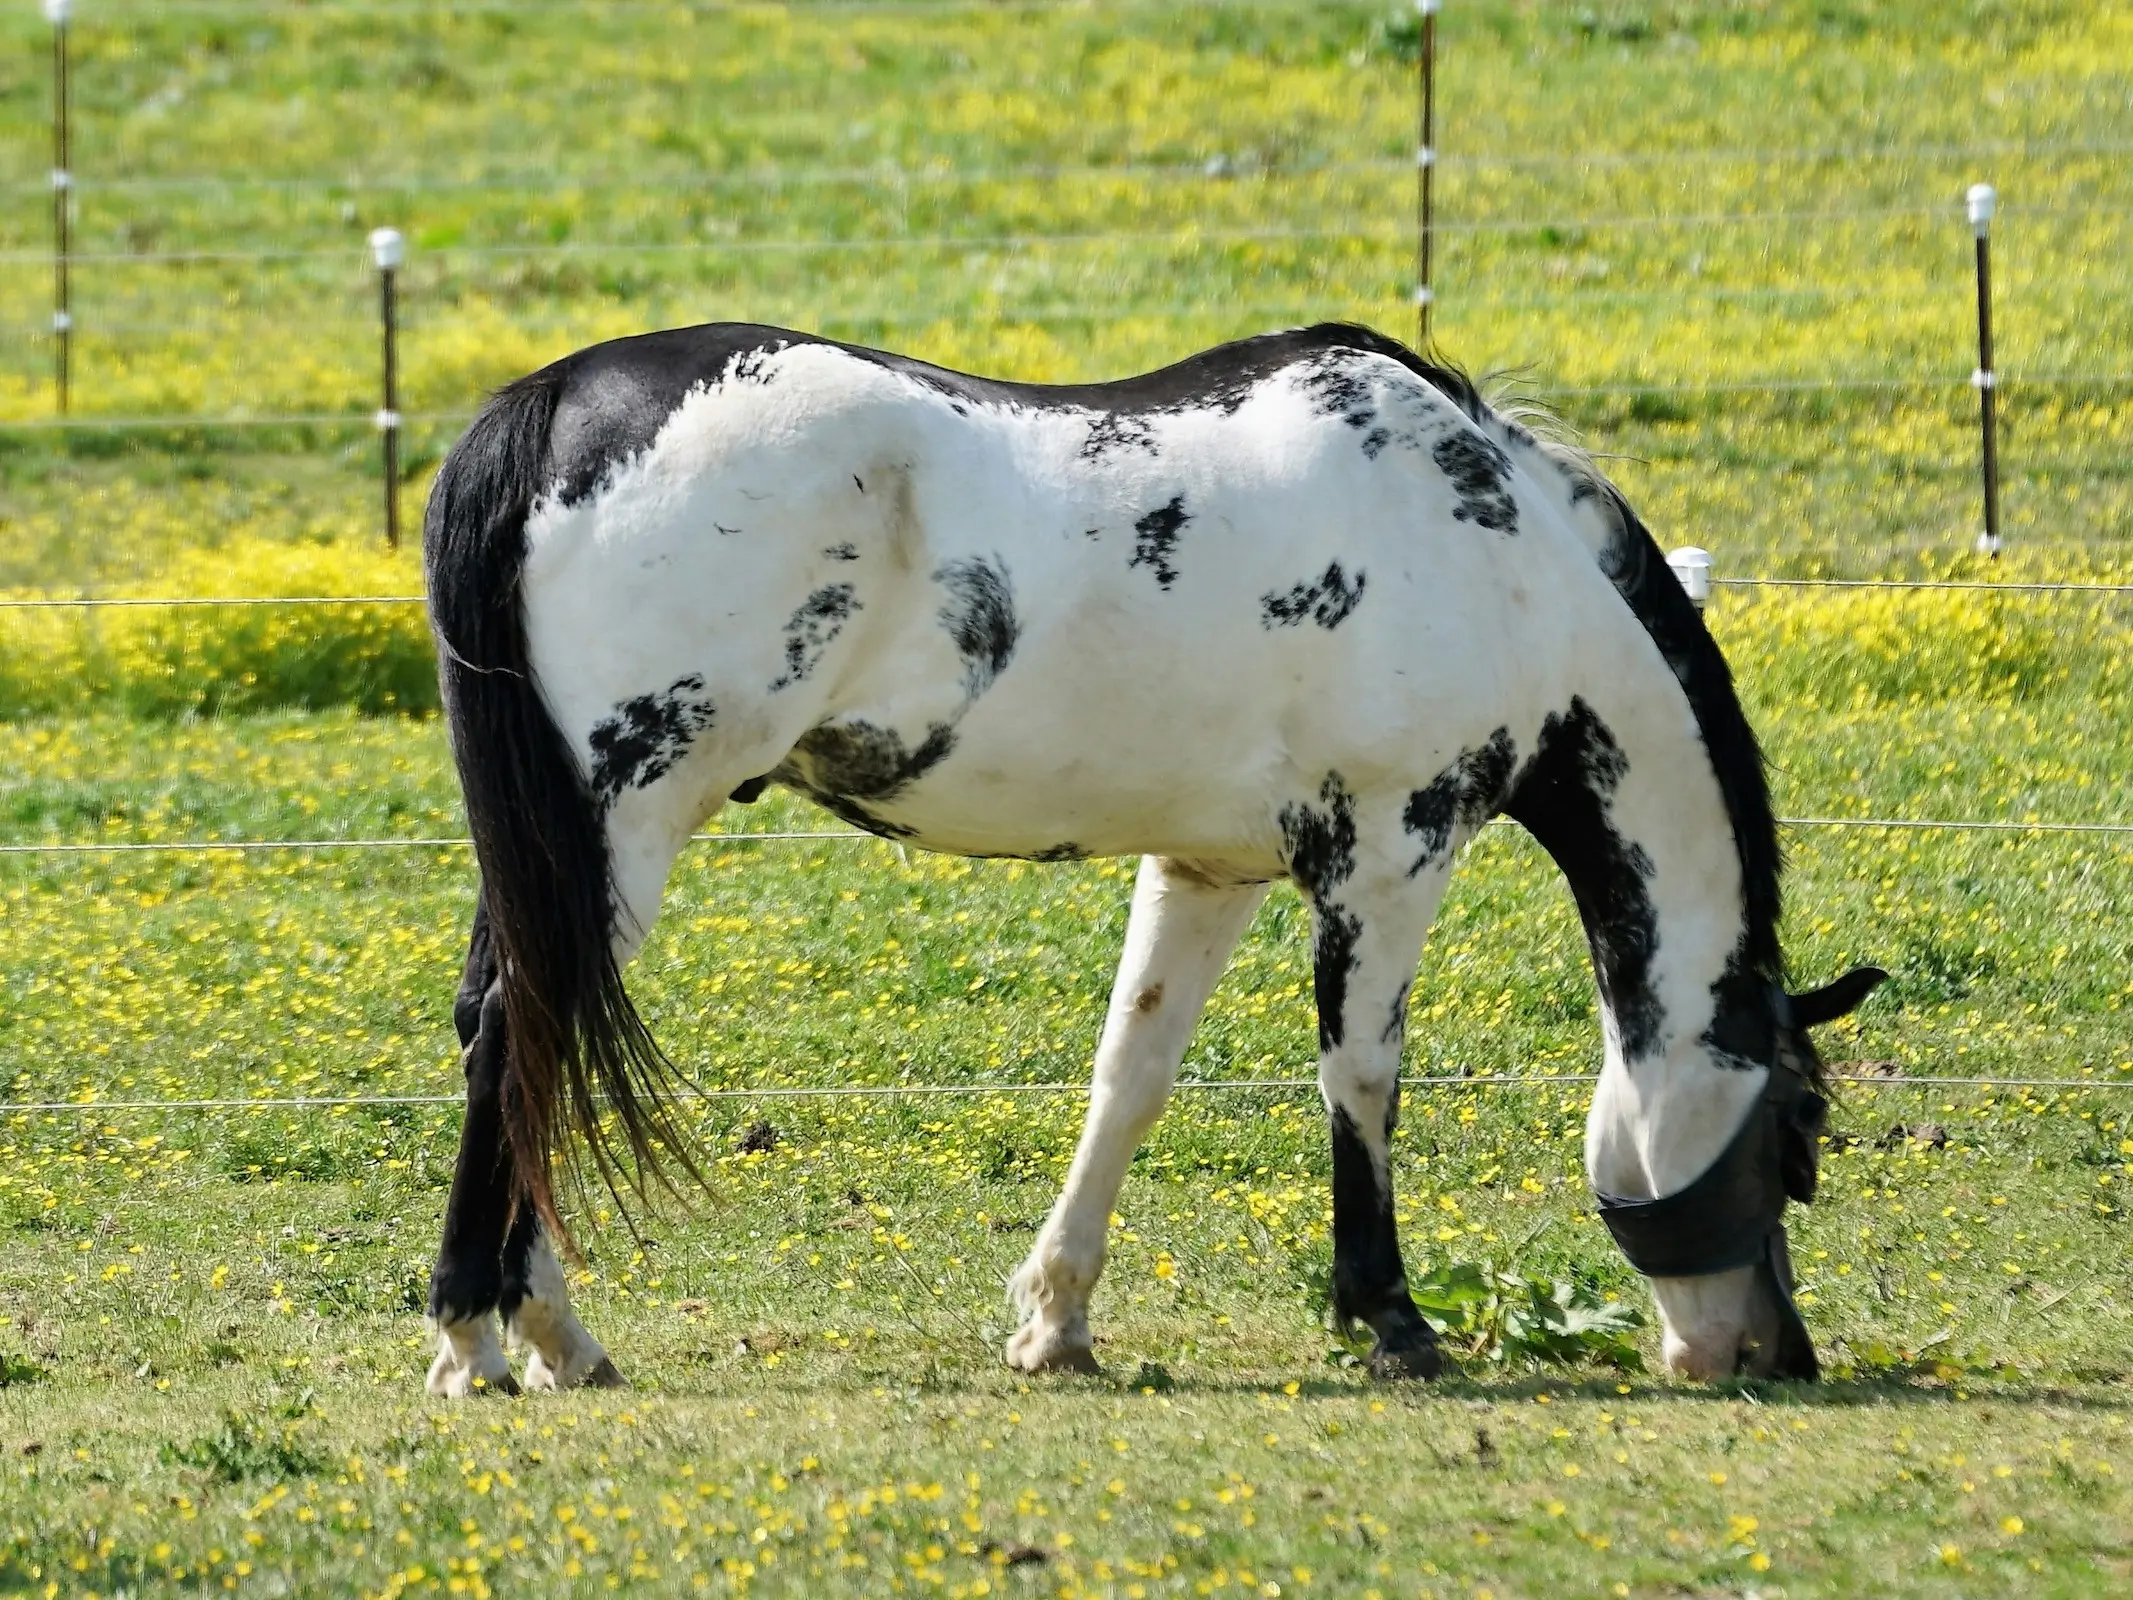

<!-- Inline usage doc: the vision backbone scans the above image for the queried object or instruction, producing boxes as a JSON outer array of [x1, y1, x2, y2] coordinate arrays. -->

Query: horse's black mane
[[1595, 487, 1786, 981], [1296, 323, 1787, 982]]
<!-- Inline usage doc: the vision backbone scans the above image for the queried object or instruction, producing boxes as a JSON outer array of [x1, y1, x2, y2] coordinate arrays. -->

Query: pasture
[[1, 2, 2131, 1595]]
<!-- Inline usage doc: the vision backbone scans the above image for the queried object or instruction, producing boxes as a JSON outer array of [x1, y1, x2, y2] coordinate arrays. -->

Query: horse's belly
[[788, 664, 1343, 868], [869, 750, 1278, 864]]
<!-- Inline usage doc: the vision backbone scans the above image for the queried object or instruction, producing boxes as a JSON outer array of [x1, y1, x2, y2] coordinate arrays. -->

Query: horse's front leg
[[1007, 858, 1267, 1374], [1302, 853, 1450, 1380], [427, 900, 521, 1397]]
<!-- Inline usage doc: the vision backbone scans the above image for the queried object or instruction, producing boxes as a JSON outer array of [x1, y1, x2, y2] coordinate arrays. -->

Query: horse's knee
[[1321, 1053, 1401, 1133]]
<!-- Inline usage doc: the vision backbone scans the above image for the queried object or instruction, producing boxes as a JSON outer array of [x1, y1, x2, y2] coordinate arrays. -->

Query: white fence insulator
[[1668, 546, 1713, 609], [1967, 181, 1997, 236]]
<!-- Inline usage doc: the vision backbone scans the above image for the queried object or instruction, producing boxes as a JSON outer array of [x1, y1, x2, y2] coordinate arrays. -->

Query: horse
[[418, 320, 1885, 1396]]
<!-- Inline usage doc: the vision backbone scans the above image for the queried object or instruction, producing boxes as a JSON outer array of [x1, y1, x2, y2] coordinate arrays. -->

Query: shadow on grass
[[614, 1353, 2133, 1412]]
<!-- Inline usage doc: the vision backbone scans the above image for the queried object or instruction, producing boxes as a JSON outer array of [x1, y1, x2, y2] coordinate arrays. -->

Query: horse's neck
[[1504, 668, 1765, 1198]]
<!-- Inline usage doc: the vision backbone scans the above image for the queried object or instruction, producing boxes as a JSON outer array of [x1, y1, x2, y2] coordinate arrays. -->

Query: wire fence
[[6, 1070, 2129, 1121], [16, 199, 2133, 271], [4, 812, 2132, 863], [5, 0, 2130, 1148], [18, 296, 2133, 341], [12, 138, 2133, 201]]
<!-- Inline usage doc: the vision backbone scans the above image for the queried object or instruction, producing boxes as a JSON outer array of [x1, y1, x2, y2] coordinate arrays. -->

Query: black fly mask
[[1596, 967, 1888, 1380]]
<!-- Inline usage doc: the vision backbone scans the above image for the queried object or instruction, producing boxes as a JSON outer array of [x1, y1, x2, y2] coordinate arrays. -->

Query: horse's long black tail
[[424, 367, 695, 1238]]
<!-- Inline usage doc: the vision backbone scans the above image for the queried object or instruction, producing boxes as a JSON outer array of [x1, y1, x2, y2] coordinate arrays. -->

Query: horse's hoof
[[1368, 1337, 1442, 1382], [523, 1349, 626, 1390], [426, 1353, 519, 1399], [1005, 1326, 1100, 1375]]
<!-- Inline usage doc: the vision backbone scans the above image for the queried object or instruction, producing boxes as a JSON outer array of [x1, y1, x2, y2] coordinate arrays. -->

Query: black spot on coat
[[1279, 773, 1364, 1052], [1129, 497, 1190, 591], [1432, 431, 1519, 534], [770, 583, 861, 691], [1280, 773, 1358, 899], [727, 344, 787, 384], [933, 555, 1018, 696], [586, 675, 718, 809], [1402, 728, 1517, 870], [1261, 561, 1368, 630], [1299, 357, 1378, 434], [1382, 978, 1412, 1046], [1079, 412, 1158, 461], [821, 542, 859, 562], [775, 718, 957, 838]]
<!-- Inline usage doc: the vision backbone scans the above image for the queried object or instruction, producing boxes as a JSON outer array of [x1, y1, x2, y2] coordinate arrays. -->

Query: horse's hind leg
[[1008, 858, 1268, 1374], [427, 897, 521, 1397], [488, 789, 698, 1390], [1299, 854, 1451, 1380], [500, 1201, 625, 1390]]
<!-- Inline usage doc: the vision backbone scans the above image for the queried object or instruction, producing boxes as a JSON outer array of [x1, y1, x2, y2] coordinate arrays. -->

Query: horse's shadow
[[627, 1355, 2133, 1413]]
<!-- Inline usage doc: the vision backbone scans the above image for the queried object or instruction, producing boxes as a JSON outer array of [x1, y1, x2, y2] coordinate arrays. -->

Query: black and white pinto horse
[[421, 321, 1885, 1396]]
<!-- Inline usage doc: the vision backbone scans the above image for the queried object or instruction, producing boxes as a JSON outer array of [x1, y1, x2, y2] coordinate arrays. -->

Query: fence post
[[1667, 546, 1712, 611], [1966, 182, 1999, 558], [369, 227, 405, 548], [1413, 0, 1439, 349], [46, 0, 71, 415]]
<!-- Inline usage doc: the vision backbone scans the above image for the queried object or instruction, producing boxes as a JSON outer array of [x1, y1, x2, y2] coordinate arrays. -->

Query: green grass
[[2, 2, 2133, 1595], [0, 0, 2129, 581], [2, 712, 2130, 1596]]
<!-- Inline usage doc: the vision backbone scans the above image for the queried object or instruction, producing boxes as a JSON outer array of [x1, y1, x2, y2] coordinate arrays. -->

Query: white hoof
[[1006, 1318, 1099, 1375], [426, 1319, 518, 1398], [1006, 1246, 1103, 1373], [522, 1344, 627, 1391], [507, 1229, 622, 1392]]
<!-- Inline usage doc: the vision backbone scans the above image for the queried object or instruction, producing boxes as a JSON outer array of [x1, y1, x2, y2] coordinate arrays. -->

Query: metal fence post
[[370, 227, 405, 547], [1967, 183, 1999, 558], [1413, 0, 1440, 349], [46, 0, 72, 415]]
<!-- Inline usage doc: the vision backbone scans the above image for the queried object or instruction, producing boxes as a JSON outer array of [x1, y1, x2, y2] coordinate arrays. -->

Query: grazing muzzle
[[1595, 985, 1828, 1380]]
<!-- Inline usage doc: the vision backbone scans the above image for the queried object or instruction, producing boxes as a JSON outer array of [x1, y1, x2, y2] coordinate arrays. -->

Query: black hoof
[[1363, 1305, 1444, 1381], [1368, 1335, 1443, 1381]]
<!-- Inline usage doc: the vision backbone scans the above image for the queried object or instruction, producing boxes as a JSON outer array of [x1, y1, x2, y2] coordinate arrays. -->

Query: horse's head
[[1593, 964, 1888, 1381]]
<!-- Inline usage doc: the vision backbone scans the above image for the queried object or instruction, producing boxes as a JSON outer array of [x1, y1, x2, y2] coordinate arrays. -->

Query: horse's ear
[[1789, 966, 1890, 1029]]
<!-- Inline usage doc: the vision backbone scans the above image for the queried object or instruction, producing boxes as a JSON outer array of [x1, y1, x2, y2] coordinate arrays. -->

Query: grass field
[[2, 2, 2132, 1596]]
